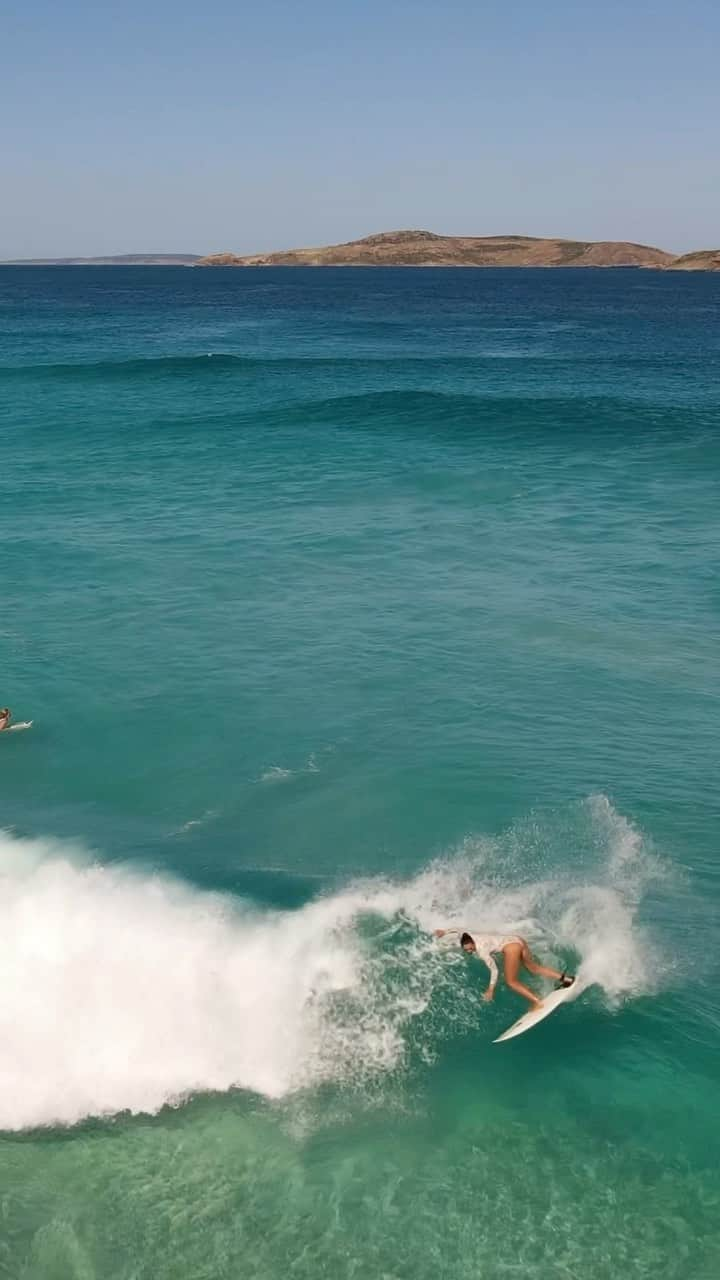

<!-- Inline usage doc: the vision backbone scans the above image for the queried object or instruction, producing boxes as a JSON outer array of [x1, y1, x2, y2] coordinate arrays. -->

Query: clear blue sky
[[3, 0, 719, 257]]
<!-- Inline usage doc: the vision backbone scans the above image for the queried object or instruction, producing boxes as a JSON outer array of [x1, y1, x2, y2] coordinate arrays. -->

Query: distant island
[[3, 236, 719, 270], [196, 230, 720, 270], [2, 254, 200, 266]]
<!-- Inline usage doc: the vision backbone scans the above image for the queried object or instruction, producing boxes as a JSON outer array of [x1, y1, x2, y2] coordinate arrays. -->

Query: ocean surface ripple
[[1, 265, 719, 1279]]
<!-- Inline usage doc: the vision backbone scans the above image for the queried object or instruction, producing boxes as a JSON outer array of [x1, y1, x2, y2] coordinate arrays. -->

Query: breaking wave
[[0, 796, 669, 1130]]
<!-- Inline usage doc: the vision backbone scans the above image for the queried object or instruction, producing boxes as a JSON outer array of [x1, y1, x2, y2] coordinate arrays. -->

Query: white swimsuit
[[441, 929, 522, 992]]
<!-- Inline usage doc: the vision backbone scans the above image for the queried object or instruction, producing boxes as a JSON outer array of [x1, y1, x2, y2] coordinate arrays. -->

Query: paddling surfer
[[0, 708, 11, 731], [434, 928, 575, 1010]]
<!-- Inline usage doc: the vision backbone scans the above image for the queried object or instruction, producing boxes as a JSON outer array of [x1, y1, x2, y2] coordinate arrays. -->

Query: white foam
[[259, 752, 322, 783], [0, 797, 669, 1130], [167, 809, 219, 836]]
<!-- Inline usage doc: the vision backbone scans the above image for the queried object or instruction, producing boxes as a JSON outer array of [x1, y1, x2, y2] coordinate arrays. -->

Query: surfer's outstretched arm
[[476, 947, 499, 1002]]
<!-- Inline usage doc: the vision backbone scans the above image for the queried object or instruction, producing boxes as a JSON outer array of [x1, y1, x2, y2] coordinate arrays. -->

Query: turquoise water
[[1, 265, 719, 1278]]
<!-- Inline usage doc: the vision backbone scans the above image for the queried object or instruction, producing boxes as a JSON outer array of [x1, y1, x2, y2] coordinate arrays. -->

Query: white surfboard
[[494, 982, 578, 1043], [6, 720, 33, 733]]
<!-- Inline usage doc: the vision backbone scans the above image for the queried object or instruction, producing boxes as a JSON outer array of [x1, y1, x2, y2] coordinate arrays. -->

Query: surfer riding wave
[[434, 928, 575, 1010]]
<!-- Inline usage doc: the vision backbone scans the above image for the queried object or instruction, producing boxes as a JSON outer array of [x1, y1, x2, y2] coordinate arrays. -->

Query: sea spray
[[0, 797, 669, 1130]]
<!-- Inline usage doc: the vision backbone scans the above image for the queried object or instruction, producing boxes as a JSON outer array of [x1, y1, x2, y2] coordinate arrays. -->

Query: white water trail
[[0, 797, 669, 1131]]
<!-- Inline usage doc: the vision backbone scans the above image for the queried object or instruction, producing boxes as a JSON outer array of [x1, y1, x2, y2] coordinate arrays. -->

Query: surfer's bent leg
[[520, 940, 563, 983], [502, 942, 542, 1009]]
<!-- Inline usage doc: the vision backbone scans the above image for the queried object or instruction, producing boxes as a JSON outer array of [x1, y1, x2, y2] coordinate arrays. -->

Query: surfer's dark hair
[[460, 932, 474, 947]]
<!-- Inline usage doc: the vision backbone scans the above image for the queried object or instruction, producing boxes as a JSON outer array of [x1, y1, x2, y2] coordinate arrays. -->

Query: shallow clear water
[[1, 265, 719, 1278]]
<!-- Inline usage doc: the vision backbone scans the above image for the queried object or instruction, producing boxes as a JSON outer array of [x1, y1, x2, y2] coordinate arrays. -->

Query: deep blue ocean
[[1, 265, 719, 1278]]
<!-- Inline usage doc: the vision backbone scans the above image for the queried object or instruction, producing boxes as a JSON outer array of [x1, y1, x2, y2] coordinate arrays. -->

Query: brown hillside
[[666, 250, 720, 272], [197, 230, 673, 269]]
